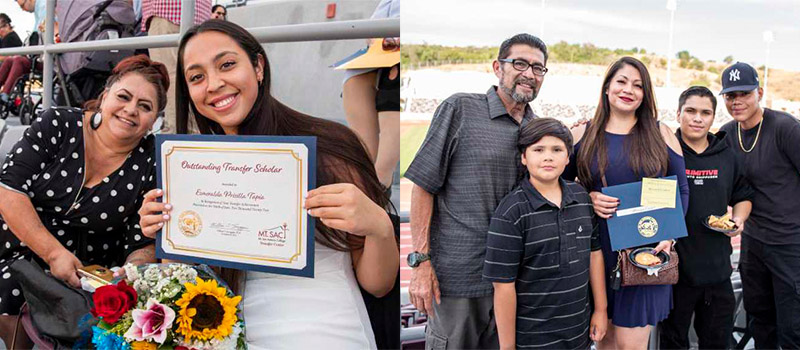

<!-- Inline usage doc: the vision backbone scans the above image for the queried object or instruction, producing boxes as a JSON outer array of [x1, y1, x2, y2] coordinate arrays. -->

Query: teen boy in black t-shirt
[[483, 118, 607, 349], [659, 86, 753, 349]]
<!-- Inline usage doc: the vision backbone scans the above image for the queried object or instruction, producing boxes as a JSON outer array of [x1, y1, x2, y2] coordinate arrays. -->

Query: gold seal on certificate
[[155, 135, 316, 277], [178, 210, 202, 237], [637, 216, 658, 238]]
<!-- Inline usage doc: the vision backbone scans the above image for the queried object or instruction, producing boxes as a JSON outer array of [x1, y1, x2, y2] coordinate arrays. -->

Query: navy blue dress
[[564, 129, 689, 327]]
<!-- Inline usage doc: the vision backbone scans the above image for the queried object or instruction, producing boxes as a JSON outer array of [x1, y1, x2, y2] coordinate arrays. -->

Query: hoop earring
[[91, 112, 103, 130]]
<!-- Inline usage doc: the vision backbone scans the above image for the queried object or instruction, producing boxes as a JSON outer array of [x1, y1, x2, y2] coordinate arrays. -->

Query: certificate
[[641, 178, 677, 209], [603, 176, 688, 251], [154, 134, 316, 278]]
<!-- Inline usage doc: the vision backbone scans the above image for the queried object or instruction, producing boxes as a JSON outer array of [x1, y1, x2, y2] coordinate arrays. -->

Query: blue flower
[[91, 326, 131, 350]]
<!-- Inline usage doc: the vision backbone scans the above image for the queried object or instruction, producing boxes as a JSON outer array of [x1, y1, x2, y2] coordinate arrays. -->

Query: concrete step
[[0, 125, 30, 159]]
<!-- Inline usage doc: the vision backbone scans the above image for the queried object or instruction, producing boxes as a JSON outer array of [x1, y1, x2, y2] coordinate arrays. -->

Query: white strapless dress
[[243, 244, 377, 349]]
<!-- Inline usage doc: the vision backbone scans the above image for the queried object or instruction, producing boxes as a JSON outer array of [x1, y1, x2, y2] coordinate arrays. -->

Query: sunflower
[[131, 341, 157, 350], [175, 277, 242, 342]]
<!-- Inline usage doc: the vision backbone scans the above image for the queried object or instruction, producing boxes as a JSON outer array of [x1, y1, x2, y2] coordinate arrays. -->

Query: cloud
[[402, 0, 667, 46]]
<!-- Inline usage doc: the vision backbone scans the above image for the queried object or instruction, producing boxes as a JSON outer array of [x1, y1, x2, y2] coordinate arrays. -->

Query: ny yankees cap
[[720, 62, 760, 95]]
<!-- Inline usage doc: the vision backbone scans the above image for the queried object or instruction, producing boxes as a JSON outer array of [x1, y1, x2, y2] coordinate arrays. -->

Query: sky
[[402, 0, 800, 71]]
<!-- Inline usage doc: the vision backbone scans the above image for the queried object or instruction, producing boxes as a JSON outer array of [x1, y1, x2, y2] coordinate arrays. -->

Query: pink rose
[[124, 299, 176, 344]]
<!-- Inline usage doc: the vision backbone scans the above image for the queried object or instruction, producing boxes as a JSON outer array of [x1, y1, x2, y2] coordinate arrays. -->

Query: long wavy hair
[[176, 20, 391, 251], [576, 56, 668, 187]]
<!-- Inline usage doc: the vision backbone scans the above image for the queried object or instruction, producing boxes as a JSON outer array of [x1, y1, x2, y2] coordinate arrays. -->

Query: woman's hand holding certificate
[[305, 183, 393, 240], [139, 189, 171, 238]]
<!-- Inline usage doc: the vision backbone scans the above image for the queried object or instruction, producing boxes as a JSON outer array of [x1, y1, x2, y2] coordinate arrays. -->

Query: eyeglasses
[[723, 90, 753, 101], [498, 58, 548, 76]]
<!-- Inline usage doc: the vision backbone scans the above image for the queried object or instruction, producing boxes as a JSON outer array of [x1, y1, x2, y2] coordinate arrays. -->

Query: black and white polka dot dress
[[0, 107, 155, 315]]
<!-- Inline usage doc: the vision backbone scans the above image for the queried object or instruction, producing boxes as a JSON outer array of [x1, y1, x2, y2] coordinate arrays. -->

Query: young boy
[[659, 86, 753, 349], [483, 118, 607, 349]]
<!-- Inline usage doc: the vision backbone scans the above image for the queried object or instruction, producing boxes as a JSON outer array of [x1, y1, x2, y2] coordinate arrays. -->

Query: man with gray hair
[[405, 33, 547, 349], [717, 62, 800, 349]]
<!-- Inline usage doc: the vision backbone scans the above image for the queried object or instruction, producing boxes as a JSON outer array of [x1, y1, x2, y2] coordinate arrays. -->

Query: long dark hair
[[576, 56, 667, 187], [176, 20, 390, 253]]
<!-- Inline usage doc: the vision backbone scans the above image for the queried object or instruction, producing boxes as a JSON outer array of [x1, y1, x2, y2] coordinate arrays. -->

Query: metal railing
[[0, 0, 400, 109]]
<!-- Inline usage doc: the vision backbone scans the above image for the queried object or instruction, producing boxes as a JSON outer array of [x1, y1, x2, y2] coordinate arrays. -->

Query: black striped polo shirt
[[483, 178, 600, 349]]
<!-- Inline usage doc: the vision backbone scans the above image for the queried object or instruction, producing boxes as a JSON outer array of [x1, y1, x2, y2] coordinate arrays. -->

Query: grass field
[[399, 123, 430, 177]]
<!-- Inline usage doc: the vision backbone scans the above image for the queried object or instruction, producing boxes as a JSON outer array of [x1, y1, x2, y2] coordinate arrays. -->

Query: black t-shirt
[[0, 31, 22, 49], [719, 108, 800, 244]]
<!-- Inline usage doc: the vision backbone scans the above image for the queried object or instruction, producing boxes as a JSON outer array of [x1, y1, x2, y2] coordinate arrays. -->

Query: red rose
[[90, 281, 138, 324]]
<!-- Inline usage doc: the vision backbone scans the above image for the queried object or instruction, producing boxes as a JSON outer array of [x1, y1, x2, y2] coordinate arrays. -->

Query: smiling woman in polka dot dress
[[0, 55, 170, 345]]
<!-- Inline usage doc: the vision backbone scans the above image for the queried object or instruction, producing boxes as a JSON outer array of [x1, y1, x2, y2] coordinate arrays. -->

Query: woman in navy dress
[[564, 56, 689, 349], [0, 55, 169, 346]]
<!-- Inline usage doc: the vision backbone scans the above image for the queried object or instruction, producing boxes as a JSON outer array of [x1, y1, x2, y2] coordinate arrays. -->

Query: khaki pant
[[147, 17, 198, 134]]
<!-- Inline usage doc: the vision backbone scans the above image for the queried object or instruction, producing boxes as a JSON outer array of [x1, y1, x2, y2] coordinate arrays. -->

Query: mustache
[[514, 77, 537, 88]]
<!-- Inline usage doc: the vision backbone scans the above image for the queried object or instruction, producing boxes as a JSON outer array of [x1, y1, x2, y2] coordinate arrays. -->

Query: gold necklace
[[738, 118, 763, 153]]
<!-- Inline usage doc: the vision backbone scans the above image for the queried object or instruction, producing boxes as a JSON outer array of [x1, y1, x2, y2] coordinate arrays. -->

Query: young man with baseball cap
[[717, 62, 800, 348]]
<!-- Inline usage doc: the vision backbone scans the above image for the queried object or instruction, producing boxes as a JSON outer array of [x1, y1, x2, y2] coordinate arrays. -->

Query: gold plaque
[[178, 210, 203, 237], [637, 216, 658, 238]]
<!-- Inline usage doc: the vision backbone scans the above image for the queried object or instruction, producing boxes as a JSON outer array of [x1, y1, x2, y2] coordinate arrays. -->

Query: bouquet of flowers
[[87, 263, 246, 350]]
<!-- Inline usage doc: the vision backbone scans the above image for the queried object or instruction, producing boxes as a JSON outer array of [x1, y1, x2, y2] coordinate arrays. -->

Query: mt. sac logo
[[258, 222, 289, 247], [729, 69, 740, 82]]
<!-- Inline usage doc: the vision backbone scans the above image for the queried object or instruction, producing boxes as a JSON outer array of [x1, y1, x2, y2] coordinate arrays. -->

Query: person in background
[[342, 0, 399, 191], [717, 62, 800, 349], [141, 0, 211, 133], [659, 86, 753, 349], [15, 0, 45, 32], [211, 4, 226, 20], [0, 0, 48, 104], [0, 13, 23, 64]]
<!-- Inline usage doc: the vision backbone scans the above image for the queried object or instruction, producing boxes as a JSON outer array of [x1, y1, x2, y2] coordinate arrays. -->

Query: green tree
[[689, 75, 711, 87], [723, 55, 734, 64], [689, 58, 704, 70]]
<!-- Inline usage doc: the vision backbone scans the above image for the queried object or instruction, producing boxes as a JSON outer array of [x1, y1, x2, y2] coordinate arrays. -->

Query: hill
[[402, 42, 800, 102]]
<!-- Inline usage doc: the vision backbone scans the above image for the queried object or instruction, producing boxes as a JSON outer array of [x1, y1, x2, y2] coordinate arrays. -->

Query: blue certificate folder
[[155, 134, 316, 278], [602, 176, 687, 251]]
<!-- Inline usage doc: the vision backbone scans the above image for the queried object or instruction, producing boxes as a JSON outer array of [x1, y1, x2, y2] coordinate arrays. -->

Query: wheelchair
[[0, 54, 46, 125]]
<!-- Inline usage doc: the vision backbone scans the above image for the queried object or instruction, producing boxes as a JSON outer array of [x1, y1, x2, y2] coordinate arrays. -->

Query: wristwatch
[[407, 251, 431, 268]]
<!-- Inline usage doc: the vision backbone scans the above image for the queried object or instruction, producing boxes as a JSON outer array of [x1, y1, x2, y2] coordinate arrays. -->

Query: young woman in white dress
[[136, 20, 399, 349]]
